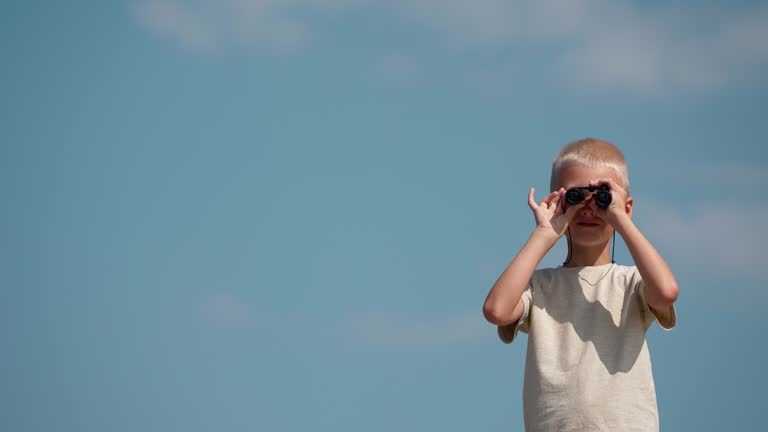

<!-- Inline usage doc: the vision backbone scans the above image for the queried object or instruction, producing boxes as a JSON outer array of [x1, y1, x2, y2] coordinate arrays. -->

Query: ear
[[625, 196, 634, 219]]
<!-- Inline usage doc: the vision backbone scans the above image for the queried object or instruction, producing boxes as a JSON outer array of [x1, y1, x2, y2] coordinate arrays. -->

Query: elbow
[[664, 283, 680, 304], [650, 283, 679, 310], [483, 302, 515, 326], [482, 303, 499, 324], [483, 303, 505, 325], [645, 282, 680, 310], [661, 282, 680, 305]]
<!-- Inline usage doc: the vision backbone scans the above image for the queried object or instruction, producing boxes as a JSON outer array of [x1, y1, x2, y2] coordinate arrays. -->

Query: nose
[[580, 200, 596, 215]]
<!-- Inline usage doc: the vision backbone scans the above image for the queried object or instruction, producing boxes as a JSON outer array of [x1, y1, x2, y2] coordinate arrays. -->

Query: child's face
[[555, 164, 630, 246]]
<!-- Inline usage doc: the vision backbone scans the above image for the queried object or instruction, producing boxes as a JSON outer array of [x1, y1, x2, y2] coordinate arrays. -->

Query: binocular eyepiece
[[564, 185, 612, 209]]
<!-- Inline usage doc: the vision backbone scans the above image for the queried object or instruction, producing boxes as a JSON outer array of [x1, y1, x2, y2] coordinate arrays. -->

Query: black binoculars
[[564, 185, 612, 208]]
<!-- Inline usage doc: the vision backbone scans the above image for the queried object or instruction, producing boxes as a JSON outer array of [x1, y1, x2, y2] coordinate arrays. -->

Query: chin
[[567, 231, 613, 247]]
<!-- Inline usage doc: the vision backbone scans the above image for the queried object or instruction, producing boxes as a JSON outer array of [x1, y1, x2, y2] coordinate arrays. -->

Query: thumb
[[563, 202, 582, 222]]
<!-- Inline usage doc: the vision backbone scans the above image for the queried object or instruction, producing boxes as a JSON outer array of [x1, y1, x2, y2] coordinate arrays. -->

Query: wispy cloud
[[133, 0, 768, 93], [136, 0, 217, 50], [371, 53, 422, 82], [389, 0, 768, 93], [134, 0, 325, 51], [200, 291, 263, 329], [661, 160, 768, 190], [338, 309, 490, 349], [634, 197, 767, 281], [556, 5, 768, 93]]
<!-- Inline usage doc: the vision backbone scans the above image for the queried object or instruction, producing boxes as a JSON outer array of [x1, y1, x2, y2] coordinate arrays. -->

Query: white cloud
[[134, 0, 321, 51], [200, 291, 261, 329], [634, 197, 768, 280], [339, 309, 491, 349], [371, 53, 422, 81], [133, 0, 768, 92], [390, 0, 768, 93], [668, 160, 768, 190], [136, 0, 217, 50], [557, 6, 768, 93]]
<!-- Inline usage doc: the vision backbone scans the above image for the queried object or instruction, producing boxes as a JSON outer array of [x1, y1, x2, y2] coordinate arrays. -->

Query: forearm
[[614, 215, 679, 309], [483, 228, 558, 325]]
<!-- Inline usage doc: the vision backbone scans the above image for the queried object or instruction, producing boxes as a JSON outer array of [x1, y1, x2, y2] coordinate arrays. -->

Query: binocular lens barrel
[[594, 190, 612, 207], [564, 186, 612, 208]]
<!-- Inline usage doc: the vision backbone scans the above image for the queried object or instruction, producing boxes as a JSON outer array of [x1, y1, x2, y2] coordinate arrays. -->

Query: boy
[[482, 138, 679, 431]]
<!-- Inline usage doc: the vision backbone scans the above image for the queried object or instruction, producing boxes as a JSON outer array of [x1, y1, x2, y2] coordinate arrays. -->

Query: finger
[[557, 188, 567, 213], [541, 190, 560, 206], [595, 178, 625, 202], [528, 187, 538, 210], [540, 194, 553, 207], [548, 195, 559, 210], [563, 200, 582, 221], [594, 177, 616, 189], [553, 190, 565, 215]]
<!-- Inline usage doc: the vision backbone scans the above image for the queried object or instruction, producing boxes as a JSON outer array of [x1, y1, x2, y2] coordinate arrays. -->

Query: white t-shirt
[[498, 263, 677, 432]]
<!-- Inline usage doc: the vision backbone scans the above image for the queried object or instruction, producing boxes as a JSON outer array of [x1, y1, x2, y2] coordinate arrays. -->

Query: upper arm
[[498, 298, 525, 326], [497, 282, 533, 344]]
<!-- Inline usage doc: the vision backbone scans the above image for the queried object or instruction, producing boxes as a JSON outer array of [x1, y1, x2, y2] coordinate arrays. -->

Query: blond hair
[[550, 138, 630, 194]]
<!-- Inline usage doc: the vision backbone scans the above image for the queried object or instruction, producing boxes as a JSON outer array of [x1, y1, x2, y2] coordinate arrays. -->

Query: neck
[[563, 236, 613, 267]]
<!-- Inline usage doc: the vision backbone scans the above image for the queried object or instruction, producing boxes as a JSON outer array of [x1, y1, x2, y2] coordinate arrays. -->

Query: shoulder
[[527, 266, 571, 292], [530, 267, 557, 286], [610, 264, 643, 290], [615, 263, 640, 278]]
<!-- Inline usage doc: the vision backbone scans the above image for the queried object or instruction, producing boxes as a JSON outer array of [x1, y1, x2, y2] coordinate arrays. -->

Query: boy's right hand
[[527, 187, 581, 238]]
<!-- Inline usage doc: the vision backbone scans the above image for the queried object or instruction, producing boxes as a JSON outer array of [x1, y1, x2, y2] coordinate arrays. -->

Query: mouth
[[576, 221, 602, 227]]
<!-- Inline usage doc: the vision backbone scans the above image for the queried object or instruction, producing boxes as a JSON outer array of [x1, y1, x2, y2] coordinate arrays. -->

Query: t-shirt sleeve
[[633, 269, 677, 331], [497, 278, 533, 344]]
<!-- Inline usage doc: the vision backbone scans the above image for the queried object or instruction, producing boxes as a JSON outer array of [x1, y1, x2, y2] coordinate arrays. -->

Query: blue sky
[[2, 1, 767, 430]]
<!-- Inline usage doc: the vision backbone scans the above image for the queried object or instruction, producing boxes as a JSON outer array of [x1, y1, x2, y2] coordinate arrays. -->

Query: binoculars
[[564, 185, 612, 208]]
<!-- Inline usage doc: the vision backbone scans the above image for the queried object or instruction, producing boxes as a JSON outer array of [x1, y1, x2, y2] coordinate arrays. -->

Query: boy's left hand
[[587, 178, 631, 227]]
